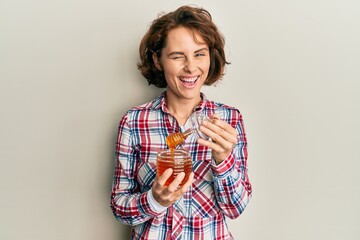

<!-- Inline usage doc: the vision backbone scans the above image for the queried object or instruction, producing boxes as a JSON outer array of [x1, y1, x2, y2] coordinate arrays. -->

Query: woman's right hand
[[151, 169, 194, 207]]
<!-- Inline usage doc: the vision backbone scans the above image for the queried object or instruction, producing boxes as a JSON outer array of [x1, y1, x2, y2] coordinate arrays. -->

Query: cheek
[[162, 62, 182, 76], [200, 62, 210, 77], [199, 59, 211, 71]]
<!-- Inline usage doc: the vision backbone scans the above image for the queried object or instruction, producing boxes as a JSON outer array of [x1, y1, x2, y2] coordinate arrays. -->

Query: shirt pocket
[[136, 144, 159, 191], [191, 160, 219, 218], [136, 162, 156, 192]]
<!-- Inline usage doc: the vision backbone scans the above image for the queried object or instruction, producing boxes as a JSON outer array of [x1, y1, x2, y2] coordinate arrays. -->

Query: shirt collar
[[159, 91, 208, 114], [194, 92, 207, 112]]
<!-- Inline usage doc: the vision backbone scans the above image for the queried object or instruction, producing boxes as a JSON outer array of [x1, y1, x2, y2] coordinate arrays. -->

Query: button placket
[[171, 208, 183, 240]]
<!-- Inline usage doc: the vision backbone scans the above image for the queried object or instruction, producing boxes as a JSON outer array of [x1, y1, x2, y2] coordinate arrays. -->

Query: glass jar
[[189, 113, 211, 140], [156, 149, 192, 187]]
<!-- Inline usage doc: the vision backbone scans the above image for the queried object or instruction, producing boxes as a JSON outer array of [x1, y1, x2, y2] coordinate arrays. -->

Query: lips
[[179, 76, 199, 88]]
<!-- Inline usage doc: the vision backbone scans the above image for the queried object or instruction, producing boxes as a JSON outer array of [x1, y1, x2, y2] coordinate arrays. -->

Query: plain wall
[[1, 0, 359, 239]]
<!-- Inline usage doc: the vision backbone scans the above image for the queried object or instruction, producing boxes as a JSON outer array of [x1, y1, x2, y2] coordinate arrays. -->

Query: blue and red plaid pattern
[[110, 92, 252, 240]]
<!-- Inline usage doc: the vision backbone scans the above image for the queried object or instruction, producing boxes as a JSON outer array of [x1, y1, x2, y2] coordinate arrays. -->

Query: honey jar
[[156, 149, 192, 187]]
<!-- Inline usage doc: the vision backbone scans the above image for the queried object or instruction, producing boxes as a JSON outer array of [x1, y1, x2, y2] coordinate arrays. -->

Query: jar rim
[[157, 149, 190, 158]]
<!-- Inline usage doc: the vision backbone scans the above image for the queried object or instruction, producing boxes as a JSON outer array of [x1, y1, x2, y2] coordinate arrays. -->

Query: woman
[[110, 5, 252, 240]]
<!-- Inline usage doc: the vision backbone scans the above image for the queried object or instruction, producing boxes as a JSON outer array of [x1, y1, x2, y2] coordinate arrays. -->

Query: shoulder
[[206, 99, 242, 115], [205, 100, 244, 127], [120, 95, 163, 123]]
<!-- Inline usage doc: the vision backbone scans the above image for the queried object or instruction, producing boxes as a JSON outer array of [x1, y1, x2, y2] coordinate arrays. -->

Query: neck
[[165, 92, 202, 125]]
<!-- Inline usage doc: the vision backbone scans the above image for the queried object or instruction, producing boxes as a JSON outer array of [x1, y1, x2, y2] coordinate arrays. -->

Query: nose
[[184, 57, 196, 73]]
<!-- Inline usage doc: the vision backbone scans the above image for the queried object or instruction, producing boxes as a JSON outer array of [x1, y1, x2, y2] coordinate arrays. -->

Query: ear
[[152, 53, 163, 71]]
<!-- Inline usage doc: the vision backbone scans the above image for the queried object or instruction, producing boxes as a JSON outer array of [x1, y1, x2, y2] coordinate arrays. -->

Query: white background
[[1, 0, 359, 239]]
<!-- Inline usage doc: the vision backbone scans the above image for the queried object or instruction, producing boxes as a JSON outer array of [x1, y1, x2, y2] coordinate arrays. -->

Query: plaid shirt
[[110, 92, 252, 240]]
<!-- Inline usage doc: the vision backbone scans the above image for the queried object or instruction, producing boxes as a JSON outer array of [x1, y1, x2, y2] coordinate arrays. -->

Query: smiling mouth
[[179, 76, 199, 87]]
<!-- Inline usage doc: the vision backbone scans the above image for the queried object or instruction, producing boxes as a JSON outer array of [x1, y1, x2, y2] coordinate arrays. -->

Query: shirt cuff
[[211, 152, 235, 179], [147, 189, 168, 213]]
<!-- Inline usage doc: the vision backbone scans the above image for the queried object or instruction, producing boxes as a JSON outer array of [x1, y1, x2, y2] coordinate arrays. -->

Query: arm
[[198, 111, 252, 218], [110, 113, 163, 226]]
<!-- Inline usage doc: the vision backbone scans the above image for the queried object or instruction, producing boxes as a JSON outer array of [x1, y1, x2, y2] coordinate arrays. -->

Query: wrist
[[147, 189, 167, 213], [212, 152, 230, 165]]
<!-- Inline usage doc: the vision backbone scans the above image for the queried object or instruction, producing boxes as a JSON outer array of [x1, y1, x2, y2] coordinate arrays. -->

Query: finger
[[208, 118, 237, 137], [177, 172, 194, 194], [201, 121, 237, 144], [157, 168, 173, 186], [171, 172, 194, 201], [200, 125, 236, 148], [210, 113, 220, 120], [208, 114, 238, 136], [166, 172, 185, 192], [213, 128, 237, 145], [198, 138, 228, 153]]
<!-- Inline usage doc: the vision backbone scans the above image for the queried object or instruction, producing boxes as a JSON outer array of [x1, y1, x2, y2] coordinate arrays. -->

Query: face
[[153, 26, 210, 103]]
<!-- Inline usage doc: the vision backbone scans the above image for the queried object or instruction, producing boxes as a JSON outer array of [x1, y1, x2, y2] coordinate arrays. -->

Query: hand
[[151, 168, 194, 207], [197, 114, 238, 164]]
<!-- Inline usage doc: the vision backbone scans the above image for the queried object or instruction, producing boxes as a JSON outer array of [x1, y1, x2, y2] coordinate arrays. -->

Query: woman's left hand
[[197, 114, 238, 164]]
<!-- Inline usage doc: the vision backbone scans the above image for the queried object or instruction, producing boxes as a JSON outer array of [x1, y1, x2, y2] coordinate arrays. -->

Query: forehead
[[164, 26, 208, 50]]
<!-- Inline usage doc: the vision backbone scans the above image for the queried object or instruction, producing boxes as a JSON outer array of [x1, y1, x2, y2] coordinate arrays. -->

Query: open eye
[[195, 52, 206, 57]]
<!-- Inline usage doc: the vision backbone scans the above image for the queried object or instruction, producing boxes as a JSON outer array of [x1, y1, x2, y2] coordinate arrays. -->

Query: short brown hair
[[137, 5, 229, 88]]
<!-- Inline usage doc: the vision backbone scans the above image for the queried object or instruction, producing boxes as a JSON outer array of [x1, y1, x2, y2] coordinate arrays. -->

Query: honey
[[156, 149, 192, 186], [166, 130, 192, 149]]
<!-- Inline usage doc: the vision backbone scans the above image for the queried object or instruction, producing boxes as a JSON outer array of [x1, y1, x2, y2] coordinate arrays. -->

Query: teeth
[[180, 76, 198, 82]]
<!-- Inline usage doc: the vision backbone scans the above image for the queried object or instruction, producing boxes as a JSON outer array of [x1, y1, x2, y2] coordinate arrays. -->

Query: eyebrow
[[167, 48, 209, 57]]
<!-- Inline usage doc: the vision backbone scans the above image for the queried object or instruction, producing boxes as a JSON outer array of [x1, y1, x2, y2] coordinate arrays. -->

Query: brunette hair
[[137, 5, 229, 88]]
